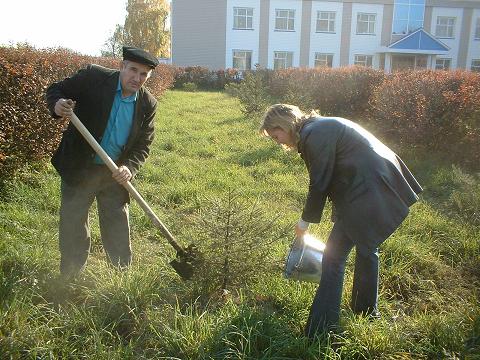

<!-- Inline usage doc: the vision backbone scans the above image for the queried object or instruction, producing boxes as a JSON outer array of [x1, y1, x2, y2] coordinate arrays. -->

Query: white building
[[171, 0, 480, 72]]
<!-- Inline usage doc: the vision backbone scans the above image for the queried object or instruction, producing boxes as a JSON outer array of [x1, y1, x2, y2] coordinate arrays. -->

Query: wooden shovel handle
[[69, 113, 185, 254]]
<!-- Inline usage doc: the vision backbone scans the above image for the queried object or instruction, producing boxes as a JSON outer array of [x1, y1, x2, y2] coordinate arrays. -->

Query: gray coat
[[298, 117, 423, 254]]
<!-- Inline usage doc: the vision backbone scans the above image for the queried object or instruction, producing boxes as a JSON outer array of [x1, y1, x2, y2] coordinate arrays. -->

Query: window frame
[[472, 59, 480, 72], [435, 16, 456, 39], [435, 58, 451, 70], [392, 0, 425, 35], [354, 54, 373, 67], [233, 7, 254, 30], [275, 9, 296, 31], [274, 51, 294, 69], [314, 53, 334, 68], [232, 50, 252, 71], [316, 11, 336, 33], [475, 18, 480, 40], [356, 12, 377, 35]]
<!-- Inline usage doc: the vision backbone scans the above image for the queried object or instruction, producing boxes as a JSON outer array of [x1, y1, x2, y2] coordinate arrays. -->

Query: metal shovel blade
[[169, 244, 200, 280]]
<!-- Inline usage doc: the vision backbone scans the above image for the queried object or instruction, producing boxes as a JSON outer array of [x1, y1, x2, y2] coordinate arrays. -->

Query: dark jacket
[[46, 64, 157, 185], [298, 117, 422, 254]]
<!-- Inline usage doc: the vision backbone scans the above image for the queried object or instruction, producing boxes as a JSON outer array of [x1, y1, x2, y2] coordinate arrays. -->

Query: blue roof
[[389, 29, 449, 52]]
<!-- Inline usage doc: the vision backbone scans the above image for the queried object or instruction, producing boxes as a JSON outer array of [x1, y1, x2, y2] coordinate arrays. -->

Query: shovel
[[69, 113, 198, 280]]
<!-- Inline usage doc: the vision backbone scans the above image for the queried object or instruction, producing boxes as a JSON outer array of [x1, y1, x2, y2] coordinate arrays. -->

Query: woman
[[260, 104, 422, 338]]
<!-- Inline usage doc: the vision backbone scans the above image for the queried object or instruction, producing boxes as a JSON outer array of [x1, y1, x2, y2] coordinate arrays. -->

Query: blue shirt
[[94, 79, 137, 164]]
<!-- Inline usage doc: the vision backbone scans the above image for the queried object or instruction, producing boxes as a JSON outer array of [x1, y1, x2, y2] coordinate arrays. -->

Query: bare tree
[[101, 24, 126, 58]]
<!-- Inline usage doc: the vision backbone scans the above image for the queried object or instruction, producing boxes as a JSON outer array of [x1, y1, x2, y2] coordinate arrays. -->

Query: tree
[[190, 190, 290, 295], [123, 0, 170, 58], [101, 24, 126, 58]]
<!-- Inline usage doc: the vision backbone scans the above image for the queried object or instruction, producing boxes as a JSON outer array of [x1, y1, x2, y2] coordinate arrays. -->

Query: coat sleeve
[[45, 65, 93, 119], [121, 98, 157, 176], [301, 123, 338, 223]]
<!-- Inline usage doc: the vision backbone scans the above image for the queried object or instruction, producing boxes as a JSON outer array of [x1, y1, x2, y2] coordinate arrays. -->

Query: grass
[[1, 90, 479, 359]]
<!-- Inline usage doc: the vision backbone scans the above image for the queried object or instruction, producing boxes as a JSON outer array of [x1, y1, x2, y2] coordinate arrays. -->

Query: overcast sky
[[0, 0, 128, 56]]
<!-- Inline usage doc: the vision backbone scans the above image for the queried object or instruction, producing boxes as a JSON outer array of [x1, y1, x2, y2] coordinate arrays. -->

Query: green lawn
[[0, 90, 479, 359]]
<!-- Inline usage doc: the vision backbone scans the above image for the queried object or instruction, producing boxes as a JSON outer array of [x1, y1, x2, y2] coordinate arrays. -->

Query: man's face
[[119, 61, 153, 96]]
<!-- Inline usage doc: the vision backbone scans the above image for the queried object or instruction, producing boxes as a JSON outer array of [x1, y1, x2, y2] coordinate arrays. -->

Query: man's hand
[[54, 98, 76, 118], [112, 165, 132, 185]]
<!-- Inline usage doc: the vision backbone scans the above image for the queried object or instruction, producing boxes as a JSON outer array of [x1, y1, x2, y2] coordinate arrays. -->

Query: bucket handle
[[294, 238, 308, 269]]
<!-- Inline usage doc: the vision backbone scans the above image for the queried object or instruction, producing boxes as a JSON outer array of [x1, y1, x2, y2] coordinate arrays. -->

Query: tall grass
[[1, 90, 479, 358]]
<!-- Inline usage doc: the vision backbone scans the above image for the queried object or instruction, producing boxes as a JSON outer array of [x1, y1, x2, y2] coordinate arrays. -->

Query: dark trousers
[[305, 224, 379, 337], [59, 165, 131, 276]]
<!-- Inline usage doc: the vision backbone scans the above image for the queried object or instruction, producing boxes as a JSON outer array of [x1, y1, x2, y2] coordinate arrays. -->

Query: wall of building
[[349, 3, 384, 68], [172, 0, 480, 71], [466, 9, 480, 70], [171, 0, 227, 69], [267, 0, 304, 68], [226, 0, 261, 68], [309, 1, 343, 67], [429, 6, 464, 69]]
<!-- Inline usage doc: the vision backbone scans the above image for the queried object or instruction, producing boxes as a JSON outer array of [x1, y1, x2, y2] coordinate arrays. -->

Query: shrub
[[369, 70, 480, 169], [0, 45, 175, 186], [172, 66, 241, 90], [268, 66, 385, 117], [190, 190, 289, 295], [182, 82, 198, 92], [225, 69, 273, 118]]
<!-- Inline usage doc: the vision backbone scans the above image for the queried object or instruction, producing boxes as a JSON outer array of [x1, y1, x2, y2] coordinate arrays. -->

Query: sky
[[0, 0, 128, 56]]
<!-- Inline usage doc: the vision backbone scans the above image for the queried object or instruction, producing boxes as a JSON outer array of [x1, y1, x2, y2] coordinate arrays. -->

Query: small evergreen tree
[[191, 190, 290, 295], [225, 66, 273, 119]]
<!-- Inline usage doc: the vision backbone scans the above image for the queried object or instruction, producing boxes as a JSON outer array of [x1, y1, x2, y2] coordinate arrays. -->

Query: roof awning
[[378, 29, 450, 55]]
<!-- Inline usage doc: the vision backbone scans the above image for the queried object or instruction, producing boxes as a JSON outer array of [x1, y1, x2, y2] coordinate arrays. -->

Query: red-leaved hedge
[[266, 66, 386, 118], [0, 45, 174, 184], [369, 70, 480, 168]]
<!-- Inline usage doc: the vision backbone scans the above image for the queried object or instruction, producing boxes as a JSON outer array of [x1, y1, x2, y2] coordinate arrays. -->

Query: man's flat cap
[[122, 46, 159, 69]]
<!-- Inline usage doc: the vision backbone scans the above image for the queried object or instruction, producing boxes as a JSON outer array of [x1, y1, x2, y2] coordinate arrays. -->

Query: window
[[436, 16, 456, 38], [232, 50, 252, 70], [435, 58, 451, 70], [357, 13, 376, 35], [274, 51, 293, 69], [234, 7, 253, 29], [354, 54, 373, 67], [275, 9, 295, 31], [314, 53, 333, 67], [475, 18, 480, 40], [316, 11, 336, 33], [392, 0, 425, 35], [472, 59, 480, 72]]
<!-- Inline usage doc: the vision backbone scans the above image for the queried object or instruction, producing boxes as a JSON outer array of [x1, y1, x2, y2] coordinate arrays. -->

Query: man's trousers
[[59, 165, 131, 275]]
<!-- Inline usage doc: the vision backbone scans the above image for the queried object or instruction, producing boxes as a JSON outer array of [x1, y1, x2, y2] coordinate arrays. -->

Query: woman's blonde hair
[[259, 104, 317, 149]]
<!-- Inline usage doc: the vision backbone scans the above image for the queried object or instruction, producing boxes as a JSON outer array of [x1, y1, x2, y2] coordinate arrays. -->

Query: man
[[46, 46, 158, 276]]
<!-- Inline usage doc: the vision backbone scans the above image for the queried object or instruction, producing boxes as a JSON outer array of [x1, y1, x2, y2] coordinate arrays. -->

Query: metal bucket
[[284, 234, 326, 283]]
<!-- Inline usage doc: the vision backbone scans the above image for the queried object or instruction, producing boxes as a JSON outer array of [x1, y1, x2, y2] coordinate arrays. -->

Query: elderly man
[[46, 46, 158, 277]]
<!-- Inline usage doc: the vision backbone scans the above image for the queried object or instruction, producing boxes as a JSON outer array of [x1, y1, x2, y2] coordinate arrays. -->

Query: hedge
[[369, 70, 480, 168], [228, 66, 479, 170]]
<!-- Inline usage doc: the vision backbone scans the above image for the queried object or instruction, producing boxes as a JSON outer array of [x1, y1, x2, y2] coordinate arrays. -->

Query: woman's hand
[[295, 223, 308, 238], [295, 218, 310, 238]]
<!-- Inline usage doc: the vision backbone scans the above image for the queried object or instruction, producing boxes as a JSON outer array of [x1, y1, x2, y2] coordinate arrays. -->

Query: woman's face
[[267, 128, 294, 147]]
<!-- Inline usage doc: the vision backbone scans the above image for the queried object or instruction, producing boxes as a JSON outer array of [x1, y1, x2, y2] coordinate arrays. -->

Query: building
[[171, 0, 480, 72]]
